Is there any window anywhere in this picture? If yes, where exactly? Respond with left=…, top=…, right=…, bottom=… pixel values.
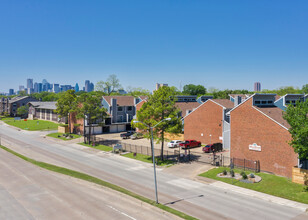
left=292, top=100, right=296, bottom=104
left=268, top=100, right=273, bottom=104
left=117, top=107, right=123, bottom=111
left=255, top=101, right=261, bottom=105
left=127, top=106, right=133, bottom=111
left=286, top=100, right=290, bottom=104
left=261, top=101, right=267, bottom=104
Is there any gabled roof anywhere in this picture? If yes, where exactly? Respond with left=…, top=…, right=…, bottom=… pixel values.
left=253, top=106, right=290, bottom=129
left=9, top=96, right=30, bottom=103
left=228, top=94, right=251, bottom=99
left=211, top=99, right=234, bottom=109
left=175, top=102, right=200, bottom=117
left=138, top=95, right=148, bottom=101
left=29, top=101, right=57, bottom=110
left=227, top=93, right=290, bottom=130
left=103, top=96, right=136, bottom=106
left=183, top=99, right=233, bottom=120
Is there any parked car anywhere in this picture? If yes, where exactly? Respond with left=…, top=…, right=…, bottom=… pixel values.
left=180, top=140, right=201, bottom=149
left=202, top=143, right=223, bottom=153
left=167, top=140, right=183, bottom=148
left=130, top=132, right=143, bottom=140
left=120, top=131, right=135, bottom=139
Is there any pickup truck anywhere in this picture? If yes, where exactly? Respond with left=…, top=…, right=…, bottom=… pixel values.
left=180, top=140, right=201, bottom=149
left=120, top=131, right=135, bottom=139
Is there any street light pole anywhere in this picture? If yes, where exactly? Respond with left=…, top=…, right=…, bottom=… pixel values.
left=150, top=127, right=158, bottom=204
left=133, top=117, right=171, bottom=204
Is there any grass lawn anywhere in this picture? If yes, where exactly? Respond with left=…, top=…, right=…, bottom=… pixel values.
left=1, top=117, right=58, bottom=131
left=79, top=142, right=113, bottom=152
left=47, top=132, right=81, bottom=141
left=199, top=167, right=308, bottom=204
left=122, top=152, right=175, bottom=166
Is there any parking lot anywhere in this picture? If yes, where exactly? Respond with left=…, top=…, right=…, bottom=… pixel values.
left=95, top=132, right=230, bottom=164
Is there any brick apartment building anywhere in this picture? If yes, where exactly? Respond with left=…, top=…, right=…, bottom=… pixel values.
left=183, top=99, right=234, bottom=148
left=0, top=96, right=37, bottom=116
left=28, top=101, right=66, bottom=123
left=229, top=93, right=297, bottom=178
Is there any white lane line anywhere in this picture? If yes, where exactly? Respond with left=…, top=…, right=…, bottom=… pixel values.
left=106, top=205, right=137, bottom=220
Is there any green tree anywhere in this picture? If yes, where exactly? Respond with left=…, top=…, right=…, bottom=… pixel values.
left=126, top=86, right=151, bottom=97
left=283, top=100, right=308, bottom=160
left=17, top=105, right=29, bottom=118
left=55, top=90, right=77, bottom=132
left=76, top=93, right=107, bottom=144
left=183, top=84, right=207, bottom=96
left=133, top=86, right=183, bottom=160
left=95, top=74, right=122, bottom=95
left=302, top=84, right=308, bottom=94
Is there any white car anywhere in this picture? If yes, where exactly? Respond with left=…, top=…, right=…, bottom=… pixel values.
left=167, top=140, right=183, bottom=148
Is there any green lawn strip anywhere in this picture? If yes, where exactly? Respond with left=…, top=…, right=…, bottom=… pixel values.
left=47, top=132, right=81, bottom=141
left=199, top=167, right=308, bottom=204
left=121, top=152, right=175, bottom=166
left=1, top=118, right=58, bottom=131
left=79, top=143, right=113, bottom=152
left=0, top=145, right=197, bottom=220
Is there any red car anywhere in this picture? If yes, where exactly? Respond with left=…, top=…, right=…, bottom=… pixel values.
left=202, top=143, right=223, bottom=153
left=180, top=140, right=201, bottom=149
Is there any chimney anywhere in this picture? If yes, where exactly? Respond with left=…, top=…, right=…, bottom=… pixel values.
left=111, top=98, right=117, bottom=123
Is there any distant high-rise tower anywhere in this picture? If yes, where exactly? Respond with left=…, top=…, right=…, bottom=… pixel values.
left=254, top=82, right=261, bottom=92
left=85, top=80, right=90, bottom=92
left=19, top=85, right=25, bottom=91
left=75, top=83, right=79, bottom=92
left=27, top=78, right=33, bottom=89
left=155, top=83, right=168, bottom=91
left=9, top=89, right=14, bottom=96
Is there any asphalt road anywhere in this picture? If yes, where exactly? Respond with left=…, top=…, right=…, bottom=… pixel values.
left=0, top=123, right=308, bottom=220
left=0, top=147, right=178, bottom=220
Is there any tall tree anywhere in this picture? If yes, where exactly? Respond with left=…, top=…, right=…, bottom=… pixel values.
left=95, top=74, right=121, bottom=95
left=283, top=100, right=308, bottom=161
left=302, top=84, right=308, bottom=94
left=183, top=84, right=207, bottom=96
left=17, top=105, right=29, bottom=118
left=133, top=86, right=183, bottom=160
left=76, top=93, right=107, bottom=144
left=107, top=74, right=121, bottom=93
left=55, top=90, right=77, bottom=132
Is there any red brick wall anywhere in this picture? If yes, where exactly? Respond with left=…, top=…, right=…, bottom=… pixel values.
left=69, top=112, right=84, bottom=134
left=230, top=98, right=297, bottom=178
left=184, top=101, right=223, bottom=145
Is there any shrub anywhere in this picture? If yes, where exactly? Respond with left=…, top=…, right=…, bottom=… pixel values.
left=73, top=123, right=80, bottom=127
left=249, top=173, right=255, bottom=178
left=223, top=170, right=227, bottom=175
left=241, top=172, right=248, bottom=180
left=230, top=170, right=235, bottom=177
left=59, top=124, right=68, bottom=127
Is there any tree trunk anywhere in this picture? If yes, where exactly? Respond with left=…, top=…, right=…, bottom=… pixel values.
left=88, top=117, right=92, bottom=145
left=161, top=129, right=164, bottom=161
left=68, top=112, right=71, bottom=134
left=149, top=128, right=154, bottom=162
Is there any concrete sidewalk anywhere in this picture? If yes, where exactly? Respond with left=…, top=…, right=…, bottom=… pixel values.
left=205, top=179, right=308, bottom=212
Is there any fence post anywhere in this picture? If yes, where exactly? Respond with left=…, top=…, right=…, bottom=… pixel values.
left=244, top=159, right=246, bottom=171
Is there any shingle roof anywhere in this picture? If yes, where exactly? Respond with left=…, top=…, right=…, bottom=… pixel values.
left=9, top=96, right=29, bottom=103
left=229, top=94, right=251, bottom=99
left=103, top=96, right=136, bottom=106
left=254, top=106, right=290, bottom=129
left=211, top=99, right=234, bottom=109
left=175, top=102, right=201, bottom=117
left=138, top=95, right=148, bottom=101
left=29, top=101, right=57, bottom=110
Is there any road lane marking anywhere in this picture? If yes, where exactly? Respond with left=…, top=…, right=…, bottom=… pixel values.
left=107, top=205, right=137, bottom=220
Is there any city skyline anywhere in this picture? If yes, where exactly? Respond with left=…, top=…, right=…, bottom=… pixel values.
left=0, top=1, right=307, bottom=92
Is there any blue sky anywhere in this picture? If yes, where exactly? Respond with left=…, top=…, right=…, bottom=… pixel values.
left=0, top=0, right=307, bottom=93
